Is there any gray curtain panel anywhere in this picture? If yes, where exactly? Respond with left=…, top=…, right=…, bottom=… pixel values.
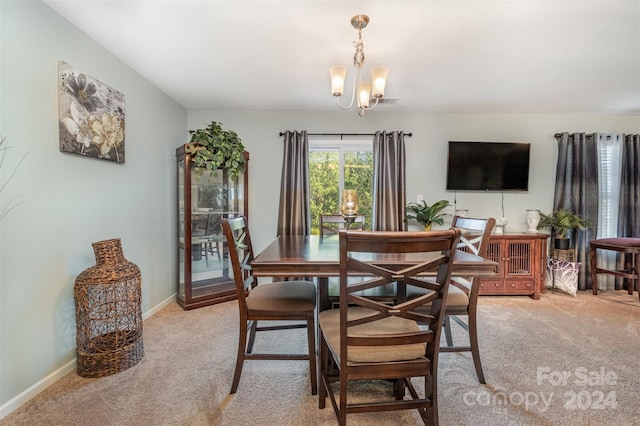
left=553, top=132, right=599, bottom=290
left=618, top=134, right=640, bottom=237
left=372, top=131, right=407, bottom=231
left=277, top=131, right=311, bottom=236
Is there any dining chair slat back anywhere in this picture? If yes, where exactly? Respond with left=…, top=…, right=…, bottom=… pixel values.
left=318, top=228, right=461, bottom=425
left=441, top=216, right=495, bottom=384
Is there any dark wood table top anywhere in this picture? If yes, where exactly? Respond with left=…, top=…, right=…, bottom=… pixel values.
left=252, top=235, right=498, bottom=278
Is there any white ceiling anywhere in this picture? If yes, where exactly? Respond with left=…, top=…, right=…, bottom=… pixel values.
left=44, top=0, right=640, bottom=114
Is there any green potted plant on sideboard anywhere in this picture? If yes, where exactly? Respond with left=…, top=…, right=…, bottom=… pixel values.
left=405, top=199, right=451, bottom=231
left=537, top=208, right=592, bottom=249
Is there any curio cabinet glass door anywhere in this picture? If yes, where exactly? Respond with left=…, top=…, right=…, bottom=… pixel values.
left=176, top=145, right=249, bottom=310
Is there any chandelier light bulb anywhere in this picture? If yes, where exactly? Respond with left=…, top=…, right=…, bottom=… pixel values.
left=329, top=65, right=347, bottom=96
left=371, top=66, right=389, bottom=98
left=358, top=81, right=371, bottom=109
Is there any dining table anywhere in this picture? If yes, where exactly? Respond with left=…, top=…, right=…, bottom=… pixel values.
left=251, top=234, right=499, bottom=311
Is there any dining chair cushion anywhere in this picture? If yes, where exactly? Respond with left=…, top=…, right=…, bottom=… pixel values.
left=319, top=307, right=426, bottom=363
left=444, top=279, right=471, bottom=308
left=406, top=282, right=470, bottom=309
left=246, top=281, right=316, bottom=312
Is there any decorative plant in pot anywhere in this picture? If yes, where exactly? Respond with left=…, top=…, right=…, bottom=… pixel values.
left=405, top=199, right=451, bottom=231
left=186, top=121, right=246, bottom=180
left=537, top=208, right=592, bottom=249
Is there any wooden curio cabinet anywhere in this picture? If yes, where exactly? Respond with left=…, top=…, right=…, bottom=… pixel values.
left=478, top=233, right=549, bottom=299
left=176, top=145, right=249, bottom=310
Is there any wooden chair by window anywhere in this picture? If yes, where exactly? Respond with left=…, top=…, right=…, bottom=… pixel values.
left=408, top=216, right=495, bottom=384
left=318, top=228, right=461, bottom=425
left=319, top=214, right=365, bottom=237
left=321, top=214, right=387, bottom=305
left=221, top=217, right=317, bottom=395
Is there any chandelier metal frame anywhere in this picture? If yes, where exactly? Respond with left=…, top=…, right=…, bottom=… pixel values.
left=330, top=14, right=389, bottom=117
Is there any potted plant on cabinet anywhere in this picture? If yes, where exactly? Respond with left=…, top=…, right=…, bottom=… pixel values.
left=537, top=208, right=592, bottom=249
left=186, top=121, right=246, bottom=180
left=405, top=199, right=451, bottom=231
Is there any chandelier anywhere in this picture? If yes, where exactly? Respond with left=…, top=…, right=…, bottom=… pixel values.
left=329, top=14, right=389, bottom=117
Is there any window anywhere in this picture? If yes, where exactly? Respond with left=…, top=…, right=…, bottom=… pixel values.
left=309, top=139, right=373, bottom=234
left=597, top=134, right=623, bottom=239
left=596, top=134, right=623, bottom=287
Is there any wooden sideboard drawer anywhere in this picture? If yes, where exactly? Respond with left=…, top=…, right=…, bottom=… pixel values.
left=505, top=280, right=535, bottom=291
left=479, top=280, right=505, bottom=293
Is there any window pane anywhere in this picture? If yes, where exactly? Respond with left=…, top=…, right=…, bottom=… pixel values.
left=344, top=150, right=373, bottom=228
left=597, top=135, right=622, bottom=239
left=309, top=151, right=339, bottom=234
left=309, top=144, right=373, bottom=234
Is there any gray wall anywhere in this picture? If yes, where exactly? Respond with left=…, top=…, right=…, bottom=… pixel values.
left=188, top=110, right=640, bottom=253
left=1, top=0, right=639, bottom=419
left=1, top=0, right=186, bottom=414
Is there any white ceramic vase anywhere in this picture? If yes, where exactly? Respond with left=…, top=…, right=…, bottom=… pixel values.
left=525, top=209, right=540, bottom=233
left=494, top=217, right=508, bottom=234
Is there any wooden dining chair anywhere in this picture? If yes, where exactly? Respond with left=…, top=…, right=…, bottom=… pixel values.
left=320, top=214, right=380, bottom=306
left=319, top=214, right=365, bottom=237
left=320, top=214, right=382, bottom=305
left=318, top=228, right=461, bottom=425
left=407, top=216, right=495, bottom=384
left=443, top=216, right=495, bottom=383
left=221, top=216, right=317, bottom=395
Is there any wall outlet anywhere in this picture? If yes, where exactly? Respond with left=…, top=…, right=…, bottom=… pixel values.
left=417, top=195, right=424, bottom=203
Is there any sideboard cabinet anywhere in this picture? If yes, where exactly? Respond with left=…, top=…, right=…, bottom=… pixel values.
left=478, top=233, right=549, bottom=299
left=176, top=145, right=249, bottom=310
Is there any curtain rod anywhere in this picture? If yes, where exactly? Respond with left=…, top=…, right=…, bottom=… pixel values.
left=278, top=132, right=412, bottom=137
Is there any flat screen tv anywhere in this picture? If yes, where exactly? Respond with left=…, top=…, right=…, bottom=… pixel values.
left=446, top=141, right=531, bottom=191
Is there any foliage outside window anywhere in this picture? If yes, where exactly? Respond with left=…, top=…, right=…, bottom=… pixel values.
left=309, top=140, right=372, bottom=234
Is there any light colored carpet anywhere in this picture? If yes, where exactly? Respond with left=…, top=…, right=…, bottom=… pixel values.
left=2, top=290, right=638, bottom=425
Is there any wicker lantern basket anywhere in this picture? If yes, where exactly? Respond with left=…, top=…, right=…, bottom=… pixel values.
left=74, top=238, right=143, bottom=378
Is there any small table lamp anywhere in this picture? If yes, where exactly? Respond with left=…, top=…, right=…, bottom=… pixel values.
left=341, top=189, right=359, bottom=227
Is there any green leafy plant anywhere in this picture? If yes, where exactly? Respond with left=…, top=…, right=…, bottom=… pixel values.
left=537, top=208, right=592, bottom=239
left=405, top=199, right=451, bottom=229
left=186, top=121, right=246, bottom=180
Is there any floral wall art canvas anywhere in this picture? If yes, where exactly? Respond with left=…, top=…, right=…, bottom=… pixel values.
left=58, top=61, right=125, bottom=163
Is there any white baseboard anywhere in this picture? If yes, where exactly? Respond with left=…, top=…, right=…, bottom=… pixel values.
left=0, top=359, right=77, bottom=420
left=143, top=293, right=177, bottom=320
left=0, top=293, right=177, bottom=420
